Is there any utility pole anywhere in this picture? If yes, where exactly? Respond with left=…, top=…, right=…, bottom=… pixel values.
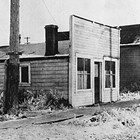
left=3, top=0, right=21, bottom=114
left=19, top=34, right=21, bottom=44
left=24, top=36, right=30, bottom=44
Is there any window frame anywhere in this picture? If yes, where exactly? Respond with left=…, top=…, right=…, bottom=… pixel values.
left=76, top=54, right=92, bottom=91
left=104, top=57, right=117, bottom=89
left=19, top=63, right=31, bottom=85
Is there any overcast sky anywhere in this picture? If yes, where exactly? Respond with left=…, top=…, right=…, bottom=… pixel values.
left=0, top=0, right=140, bottom=45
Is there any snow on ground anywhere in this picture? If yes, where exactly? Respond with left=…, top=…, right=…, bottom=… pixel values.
left=1, top=103, right=140, bottom=140
left=1, top=92, right=140, bottom=140
left=120, top=91, right=140, bottom=101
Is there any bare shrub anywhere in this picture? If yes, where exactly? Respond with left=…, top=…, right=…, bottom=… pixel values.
left=19, top=89, right=71, bottom=111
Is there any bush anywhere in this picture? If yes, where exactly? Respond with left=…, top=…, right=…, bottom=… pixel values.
left=121, top=81, right=140, bottom=93
left=0, top=90, right=3, bottom=114
left=18, top=89, right=71, bottom=111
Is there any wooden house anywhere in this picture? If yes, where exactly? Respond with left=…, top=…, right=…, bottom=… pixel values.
left=120, top=24, right=140, bottom=90
left=0, top=15, right=120, bottom=107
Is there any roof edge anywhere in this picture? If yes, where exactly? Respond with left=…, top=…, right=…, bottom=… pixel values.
left=72, top=15, right=119, bottom=29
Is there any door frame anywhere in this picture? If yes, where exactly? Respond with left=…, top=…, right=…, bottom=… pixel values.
left=93, top=59, right=103, bottom=103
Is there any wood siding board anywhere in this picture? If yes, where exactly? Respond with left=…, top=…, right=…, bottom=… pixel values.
left=32, top=75, right=68, bottom=79
left=31, top=70, right=68, bottom=75
left=31, top=67, right=68, bottom=71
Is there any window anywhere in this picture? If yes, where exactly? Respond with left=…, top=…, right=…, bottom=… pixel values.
left=77, top=58, right=91, bottom=89
left=20, top=64, right=30, bottom=84
left=105, top=61, right=115, bottom=88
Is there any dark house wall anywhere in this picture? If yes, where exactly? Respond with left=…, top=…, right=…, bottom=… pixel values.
left=120, top=45, right=140, bottom=89
left=0, top=57, right=69, bottom=99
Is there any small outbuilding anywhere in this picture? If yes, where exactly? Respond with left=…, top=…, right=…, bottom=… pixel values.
left=0, top=15, right=120, bottom=107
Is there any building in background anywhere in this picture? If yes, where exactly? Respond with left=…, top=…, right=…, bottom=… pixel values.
left=120, top=24, right=140, bottom=91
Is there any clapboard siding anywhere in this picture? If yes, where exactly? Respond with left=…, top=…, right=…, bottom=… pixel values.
left=70, top=15, right=120, bottom=106
left=31, top=66, right=68, bottom=71
left=73, top=21, right=119, bottom=58
left=72, top=92, right=93, bottom=106
left=32, top=75, right=68, bottom=79
left=0, top=57, right=69, bottom=99
left=23, top=58, right=69, bottom=99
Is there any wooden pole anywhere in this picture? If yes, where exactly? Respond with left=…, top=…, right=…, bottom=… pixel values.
left=3, top=0, right=20, bottom=114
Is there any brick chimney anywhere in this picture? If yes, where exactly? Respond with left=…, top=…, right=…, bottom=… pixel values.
left=44, top=25, right=58, bottom=56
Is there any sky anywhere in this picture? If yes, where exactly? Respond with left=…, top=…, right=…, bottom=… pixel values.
left=0, top=0, right=140, bottom=45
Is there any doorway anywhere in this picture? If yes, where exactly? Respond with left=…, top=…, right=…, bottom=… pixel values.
left=94, top=62, right=101, bottom=104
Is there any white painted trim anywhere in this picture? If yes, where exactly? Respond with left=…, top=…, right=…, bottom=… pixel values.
left=19, top=63, right=31, bottom=85
left=117, top=59, right=120, bottom=100
left=69, top=15, right=75, bottom=105
left=76, top=53, right=93, bottom=59
left=93, top=59, right=103, bottom=63
left=76, top=53, right=94, bottom=59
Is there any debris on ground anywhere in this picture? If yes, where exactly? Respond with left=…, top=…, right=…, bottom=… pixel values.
left=120, top=91, right=140, bottom=101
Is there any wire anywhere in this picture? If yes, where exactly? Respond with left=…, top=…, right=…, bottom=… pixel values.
left=41, top=0, right=57, bottom=24
left=41, top=0, right=69, bottom=53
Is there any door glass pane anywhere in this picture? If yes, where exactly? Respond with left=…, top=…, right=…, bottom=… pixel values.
left=112, top=75, right=115, bottom=88
left=105, top=61, right=110, bottom=74
left=105, top=75, right=110, bottom=88
left=105, top=60, right=116, bottom=88
left=95, top=64, right=98, bottom=77
left=111, top=62, right=115, bottom=74
left=78, top=74, right=84, bottom=89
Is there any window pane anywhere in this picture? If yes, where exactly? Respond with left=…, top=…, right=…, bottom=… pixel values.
left=105, top=61, right=110, bottom=74
left=78, top=74, right=84, bottom=89
left=111, top=62, right=115, bottom=74
left=86, top=75, right=91, bottom=89
left=21, top=66, right=29, bottom=83
left=85, top=59, right=90, bottom=73
left=78, top=58, right=84, bottom=71
left=105, top=75, right=110, bottom=88
left=112, top=75, right=115, bottom=88
left=83, top=75, right=90, bottom=89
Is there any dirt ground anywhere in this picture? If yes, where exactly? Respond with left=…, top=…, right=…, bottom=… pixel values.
left=0, top=115, right=140, bottom=140
left=1, top=93, right=140, bottom=140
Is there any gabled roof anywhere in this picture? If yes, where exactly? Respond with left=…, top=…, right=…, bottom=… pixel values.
left=120, top=24, right=140, bottom=45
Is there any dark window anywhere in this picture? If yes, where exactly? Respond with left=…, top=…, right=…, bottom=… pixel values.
left=77, top=58, right=91, bottom=89
left=105, top=61, right=116, bottom=88
left=21, top=66, right=29, bottom=83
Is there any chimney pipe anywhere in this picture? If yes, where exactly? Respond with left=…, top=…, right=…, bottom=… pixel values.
left=44, top=25, right=58, bottom=56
